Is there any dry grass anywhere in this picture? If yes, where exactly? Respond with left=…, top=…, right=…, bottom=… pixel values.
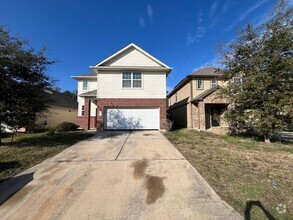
left=164, top=129, right=293, bottom=220
left=0, top=131, right=95, bottom=182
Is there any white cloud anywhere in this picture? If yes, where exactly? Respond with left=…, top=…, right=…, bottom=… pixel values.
left=209, top=1, right=218, bottom=19
left=138, top=16, right=145, bottom=28
left=186, top=9, right=206, bottom=45
left=198, top=9, right=203, bottom=24
left=221, top=0, right=231, bottom=14
left=147, top=5, right=153, bottom=21
left=187, top=25, right=206, bottom=45
left=225, top=0, right=269, bottom=32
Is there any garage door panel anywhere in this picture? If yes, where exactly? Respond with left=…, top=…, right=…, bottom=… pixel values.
left=105, top=108, right=159, bottom=130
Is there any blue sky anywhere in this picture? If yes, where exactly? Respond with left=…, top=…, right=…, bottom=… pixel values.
left=0, top=0, right=282, bottom=92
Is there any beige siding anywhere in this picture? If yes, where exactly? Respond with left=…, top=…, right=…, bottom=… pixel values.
left=77, top=79, right=97, bottom=95
left=36, top=106, right=78, bottom=128
left=192, top=77, right=224, bottom=98
left=169, top=82, right=190, bottom=106
left=104, top=48, right=161, bottom=67
left=97, top=71, right=166, bottom=98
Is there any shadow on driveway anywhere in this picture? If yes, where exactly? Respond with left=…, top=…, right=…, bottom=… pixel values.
left=0, top=172, right=34, bottom=205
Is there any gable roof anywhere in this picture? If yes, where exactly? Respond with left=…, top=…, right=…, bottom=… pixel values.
left=192, top=85, right=221, bottom=102
left=94, top=43, right=170, bottom=68
left=190, top=67, right=221, bottom=77
left=90, top=43, right=172, bottom=73
left=44, top=90, right=78, bottom=109
left=167, top=67, right=222, bottom=98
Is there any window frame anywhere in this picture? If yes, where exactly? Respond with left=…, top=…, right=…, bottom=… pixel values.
left=211, top=77, right=217, bottom=88
left=197, top=78, right=204, bottom=90
left=122, top=72, right=143, bottom=89
left=232, top=76, right=242, bottom=84
left=81, top=105, right=85, bottom=116
left=82, top=79, right=88, bottom=91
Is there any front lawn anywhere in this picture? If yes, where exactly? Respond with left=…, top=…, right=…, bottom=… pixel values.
left=0, top=131, right=95, bottom=182
left=164, top=129, right=293, bottom=220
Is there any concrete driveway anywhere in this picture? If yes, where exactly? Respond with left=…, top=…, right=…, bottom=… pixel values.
left=0, top=131, right=241, bottom=220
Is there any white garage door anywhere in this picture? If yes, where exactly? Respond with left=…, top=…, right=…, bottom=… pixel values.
left=105, top=108, right=160, bottom=130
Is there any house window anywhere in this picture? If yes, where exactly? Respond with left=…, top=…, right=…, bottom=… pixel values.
left=232, top=77, right=242, bottom=84
left=211, top=78, right=217, bottom=88
left=81, top=105, right=85, bottom=116
left=82, top=80, right=88, bottom=90
left=122, top=72, right=142, bottom=88
left=197, top=78, right=203, bottom=89
left=133, top=72, right=142, bottom=88
left=175, top=93, right=178, bottom=103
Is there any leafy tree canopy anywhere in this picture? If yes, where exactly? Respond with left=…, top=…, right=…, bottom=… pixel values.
left=219, top=0, right=293, bottom=142
left=0, top=25, right=55, bottom=135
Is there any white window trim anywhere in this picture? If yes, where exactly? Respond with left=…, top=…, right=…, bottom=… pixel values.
left=197, top=78, right=204, bottom=90
left=211, top=77, right=217, bottom=88
left=121, top=72, right=143, bottom=89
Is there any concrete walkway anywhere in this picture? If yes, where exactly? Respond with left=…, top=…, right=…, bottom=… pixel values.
left=0, top=131, right=242, bottom=220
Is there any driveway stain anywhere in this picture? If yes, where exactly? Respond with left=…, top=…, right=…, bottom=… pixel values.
left=131, top=158, right=149, bottom=180
left=143, top=134, right=153, bottom=136
left=131, top=159, right=166, bottom=204
left=145, top=175, right=166, bottom=204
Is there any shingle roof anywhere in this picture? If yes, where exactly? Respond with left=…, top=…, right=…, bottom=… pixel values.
left=192, top=85, right=220, bottom=102
left=45, top=91, right=78, bottom=109
left=167, top=67, right=222, bottom=98
left=79, top=90, right=97, bottom=97
left=190, top=67, right=221, bottom=76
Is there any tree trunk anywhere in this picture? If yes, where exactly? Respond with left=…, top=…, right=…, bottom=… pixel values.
left=10, top=130, right=16, bottom=144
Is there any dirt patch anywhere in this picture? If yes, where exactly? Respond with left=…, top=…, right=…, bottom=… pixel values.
left=145, top=175, right=166, bottom=204
left=131, top=158, right=149, bottom=180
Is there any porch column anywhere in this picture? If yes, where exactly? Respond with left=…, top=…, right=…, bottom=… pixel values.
left=84, top=98, right=91, bottom=130
left=198, top=102, right=206, bottom=130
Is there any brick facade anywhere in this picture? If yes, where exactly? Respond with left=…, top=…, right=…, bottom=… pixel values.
left=96, top=98, right=166, bottom=130
left=76, top=116, right=96, bottom=130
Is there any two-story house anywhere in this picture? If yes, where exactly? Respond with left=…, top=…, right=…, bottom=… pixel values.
left=167, top=67, right=228, bottom=133
left=72, top=43, right=172, bottom=130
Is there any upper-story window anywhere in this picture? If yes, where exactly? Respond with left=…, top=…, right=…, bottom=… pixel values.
left=232, top=76, right=242, bottom=84
left=211, top=78, right=217, bottom=88
left=197, top=78, right=203, bottom=90
left=82, top=79, right=88, bottom=90
left=175, top=93, right=178, bottom=103
left=122, top=72, right=142, bottom=88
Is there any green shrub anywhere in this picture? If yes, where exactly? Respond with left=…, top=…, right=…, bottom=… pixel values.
left=48, top=127, right=56, bottom=135
left=55, top=122, right=79, bottom=132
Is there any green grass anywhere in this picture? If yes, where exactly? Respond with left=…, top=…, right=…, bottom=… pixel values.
left=164, top=129, right=293, bottom=220
left=0, top=131, right=95, bottom=182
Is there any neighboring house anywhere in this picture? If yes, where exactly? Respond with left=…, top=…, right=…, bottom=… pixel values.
left=35, top=90, right=78, bottom=128
left=71, top=43, right=172, bottom=130
left=167, top=67, right=228, bottom=133
left=3, top=90, right=78, bottom=132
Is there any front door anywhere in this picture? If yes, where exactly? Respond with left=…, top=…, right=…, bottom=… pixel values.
left=211, top=107, right=220, bottom=127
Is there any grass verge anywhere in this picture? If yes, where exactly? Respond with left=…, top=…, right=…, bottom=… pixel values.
left=0, top=131, right=95, bottom=182
left=164, top=129, right=292, bottom=220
